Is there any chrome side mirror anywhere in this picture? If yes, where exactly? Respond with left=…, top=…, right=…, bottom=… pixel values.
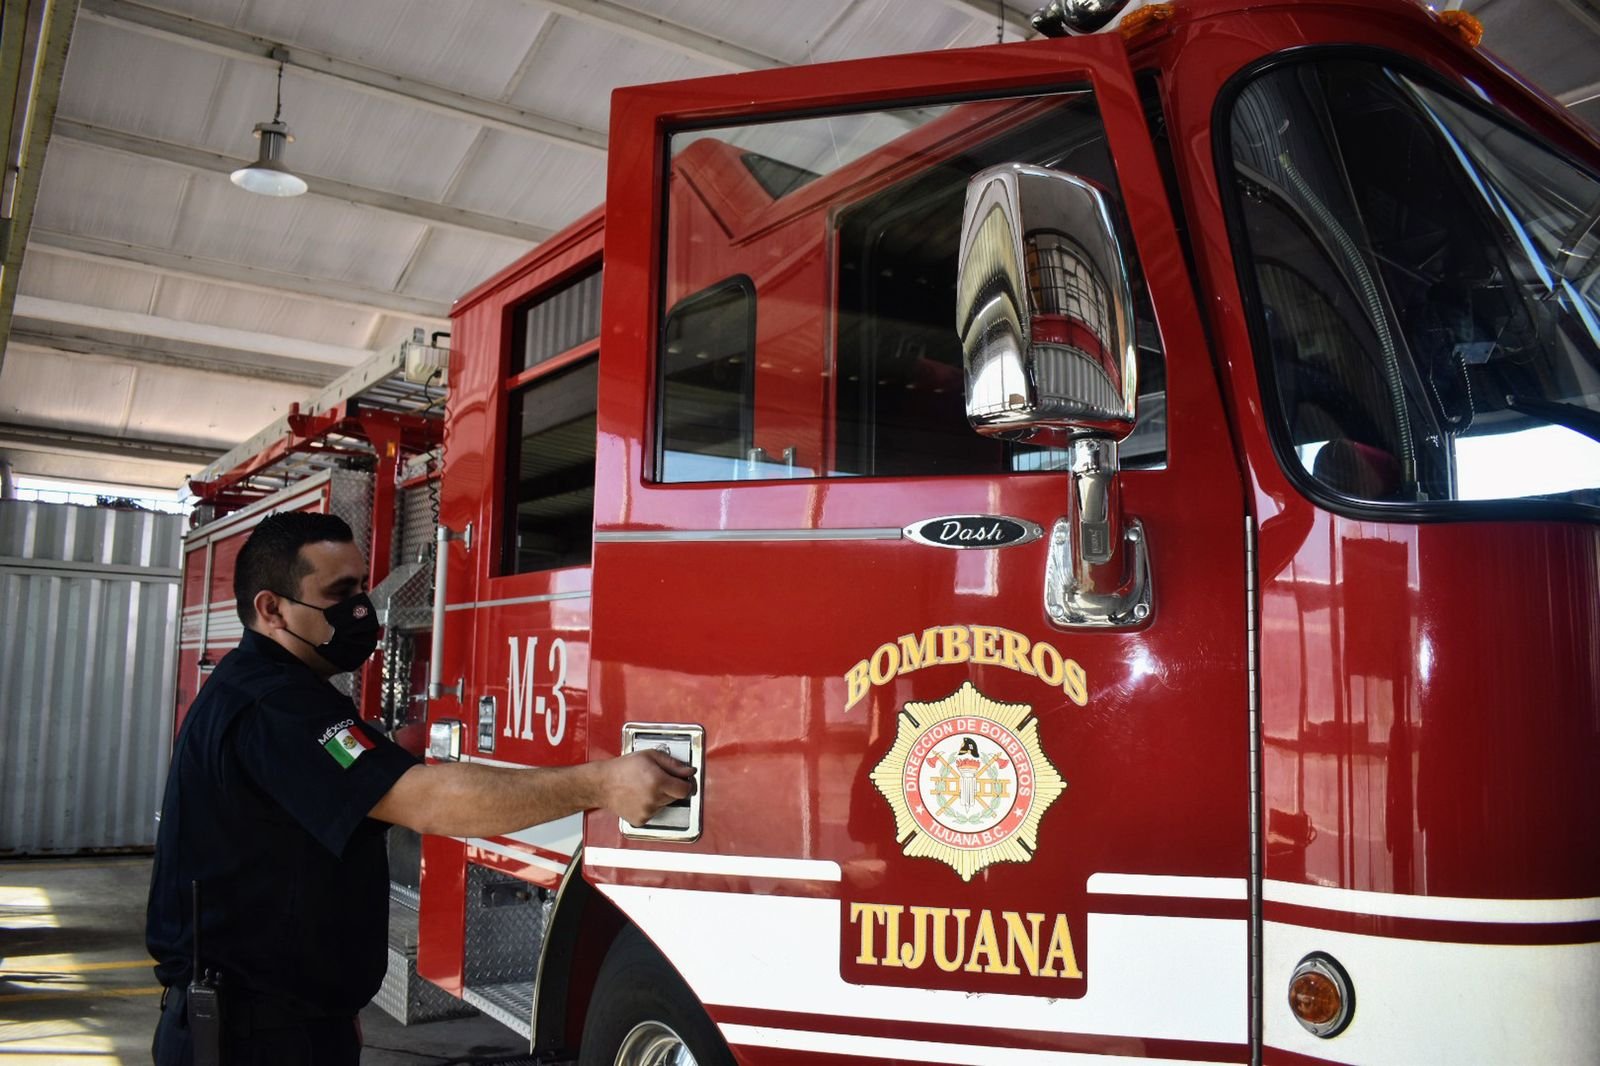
left=955, top=163, right=1151, bottom=628
left=957, top=163, right=1138, bottom=442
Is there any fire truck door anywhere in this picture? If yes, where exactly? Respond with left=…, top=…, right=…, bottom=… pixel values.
left=588, top=36, right=1254, bottom=1062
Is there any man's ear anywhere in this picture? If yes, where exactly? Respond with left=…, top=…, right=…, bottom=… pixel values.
left=254, top=588, right=288, bottom=632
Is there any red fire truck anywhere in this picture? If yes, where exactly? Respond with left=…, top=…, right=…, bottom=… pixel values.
left=180, top=0, right=1600, bottom=1061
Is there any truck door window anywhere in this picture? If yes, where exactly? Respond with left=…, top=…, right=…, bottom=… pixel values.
left=1226, top=59, right=1600, bottom=511
left=505, top=358, right=598, bottom=574
left=657, top=92, right=1168, bottom=484
left=503, top=266, right=602, bottom=574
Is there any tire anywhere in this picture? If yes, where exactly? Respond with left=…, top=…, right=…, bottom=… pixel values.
left=578, top=926, right=736, bottom=1066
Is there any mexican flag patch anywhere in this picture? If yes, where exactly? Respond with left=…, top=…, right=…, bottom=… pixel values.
left=321, top=723, right=374, bottom=768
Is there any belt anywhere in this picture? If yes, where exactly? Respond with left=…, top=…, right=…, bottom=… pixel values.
left=160, top=983, right=351, bottom=1031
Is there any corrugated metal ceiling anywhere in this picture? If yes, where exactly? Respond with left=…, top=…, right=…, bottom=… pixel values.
left=0, top=0, right=1595, bottom=492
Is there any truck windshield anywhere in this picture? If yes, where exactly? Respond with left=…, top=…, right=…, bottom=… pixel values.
left=1227, top=58, right=1600, bottom=510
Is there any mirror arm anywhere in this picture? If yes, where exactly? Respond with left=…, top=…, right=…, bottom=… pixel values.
left=1070, top=438, right=1120, bottom=567
left=1045, top=438, right=1153, bottom=628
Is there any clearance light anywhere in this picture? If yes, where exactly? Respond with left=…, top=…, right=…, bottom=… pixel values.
left=1437, top=9, right=1485, bottom=47
left=1289, top=953, right=1355, bottom=1038
left=1119, top=2, right=1176, bottom=41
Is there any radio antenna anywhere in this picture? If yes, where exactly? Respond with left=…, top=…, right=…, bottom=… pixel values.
left=191, top=880, right=202, bottom=978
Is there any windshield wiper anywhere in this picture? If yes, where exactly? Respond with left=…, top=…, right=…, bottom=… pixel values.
left=1505, top=394, right=1600, bottom=444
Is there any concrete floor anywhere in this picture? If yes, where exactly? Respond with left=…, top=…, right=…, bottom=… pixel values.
left=0, top=856, right=531, bottom=1065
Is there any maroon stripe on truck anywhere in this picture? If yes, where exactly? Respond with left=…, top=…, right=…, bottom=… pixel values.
left=1087, top=894, right=1248, bottom=921
left=1264, top=902, right=1600, bottom=946
left=709, top=1004, right=1251, bottom=1062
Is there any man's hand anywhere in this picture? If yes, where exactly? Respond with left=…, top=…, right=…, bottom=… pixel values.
left=598, top=749, right=696, bottom=827
left=370, top=749, right=696, bottom=838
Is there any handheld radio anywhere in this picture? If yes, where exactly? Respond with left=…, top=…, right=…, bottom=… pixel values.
left=186, top=880, right=223, bottom=1065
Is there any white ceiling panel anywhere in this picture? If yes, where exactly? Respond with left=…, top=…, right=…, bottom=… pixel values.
left=614, top=0, right=848, bottom=65
left=510, top=16, right=722, bottom=134
left=368, top=315, right=431, bottom=354
left=202, top=59, right=484, bottom=202
left=17, top=252, right=162, bottom=315
left=170, top=173, right=429, bottom=292
left=33, top=143, right=188, bottom=248
left=446, top=129, right=604, bottom=228
left=1471, top=0, right=1597, bottom=95
left=0, top=441, right=201, bottom=489
left=1, top=346, right=141, bottom=435
left=56, top=21, right=227, bottom=147
left=120, top=360, right=306, bottom=444
left=231, top=0, right=555, bottom=101
left=804, top=0, right=985, bottom=64
left=946, top=11, right=1019, bottom=49
left=1468, top=0, right=1600, bottom=129
left=396, top=229, right=536, bottom=302
left=148, top=277, right=381, bottom=347
left=1, top=346, right=303, bottom=447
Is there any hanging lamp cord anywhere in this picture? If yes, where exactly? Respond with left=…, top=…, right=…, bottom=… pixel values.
left=273, top=60, right=285, bottom=123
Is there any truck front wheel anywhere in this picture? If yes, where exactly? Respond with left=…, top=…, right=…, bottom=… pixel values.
left=578, top=926, right=735, bottom=1066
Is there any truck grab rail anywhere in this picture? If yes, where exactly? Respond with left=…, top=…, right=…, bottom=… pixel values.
left=427, top=522, right=471, bottom=700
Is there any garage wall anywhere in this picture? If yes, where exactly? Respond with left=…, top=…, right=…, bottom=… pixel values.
left=0, top=499, right=181, bottom=854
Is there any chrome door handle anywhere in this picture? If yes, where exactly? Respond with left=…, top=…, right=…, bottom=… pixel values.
left=619, top=723, right=704, bottom=842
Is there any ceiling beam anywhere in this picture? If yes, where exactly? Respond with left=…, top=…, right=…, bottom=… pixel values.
left=0, top=420, right=221, bottom=465
left=29, top=229, right=452, bottom=322
left=53, top=119, right=552, bottom=247
left=0, top=0, right=82, bottom=378
left=7, top=325, right=340, bottom=388
left=77, top=0, right=608, bottom=154
left=525, top=0, right=782, bottom=70
left=14, top=295, right=373, bottom=366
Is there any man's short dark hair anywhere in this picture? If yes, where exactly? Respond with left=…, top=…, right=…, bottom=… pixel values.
left=234, top=512, right=356, bottom=627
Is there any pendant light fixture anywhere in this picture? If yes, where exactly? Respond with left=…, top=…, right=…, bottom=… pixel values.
left=230, top=56, right=307, bottom=197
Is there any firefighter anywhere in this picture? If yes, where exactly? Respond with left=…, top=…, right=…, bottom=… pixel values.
left=147, top=511, right=694, bottom=1065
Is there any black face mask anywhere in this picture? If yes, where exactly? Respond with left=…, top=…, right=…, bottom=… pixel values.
left=279, top=592, right=381, bottom=673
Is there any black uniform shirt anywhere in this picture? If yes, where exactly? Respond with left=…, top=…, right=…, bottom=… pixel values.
left=146, top=629, right=419, bottom=1015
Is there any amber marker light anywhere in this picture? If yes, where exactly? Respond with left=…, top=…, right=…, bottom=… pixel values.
left=1437, top=9, right=1485, bottom=47
left=1118, top=2, right=1176, bottom=41
left=1288, top=953, right=1355, bottom=1038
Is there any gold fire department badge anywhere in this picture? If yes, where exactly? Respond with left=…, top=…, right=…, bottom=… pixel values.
left=871, top=682, right=1066, bottom=881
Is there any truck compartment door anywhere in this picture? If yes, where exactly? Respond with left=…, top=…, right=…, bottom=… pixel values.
left=588, top=32, right=1253, bottom=1062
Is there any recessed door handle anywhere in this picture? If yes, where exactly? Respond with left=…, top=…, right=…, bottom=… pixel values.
left=619, top=723, right=704, bottom=842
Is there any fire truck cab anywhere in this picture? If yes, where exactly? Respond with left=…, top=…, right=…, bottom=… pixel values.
left=413, top=1, right=1600, bottom=1062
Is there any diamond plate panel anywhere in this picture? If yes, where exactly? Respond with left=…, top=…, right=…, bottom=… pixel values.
left=373, top=888, right=476, bottom=1026
left=398, top=475, right=439, bottom=570
left=323, top=469, right=374, bottom=703
left=384, top=466, right=439, bottom=632
left=462, top=981, right=535, bottom=1039
left=463, top=863, right=550, bottom=987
